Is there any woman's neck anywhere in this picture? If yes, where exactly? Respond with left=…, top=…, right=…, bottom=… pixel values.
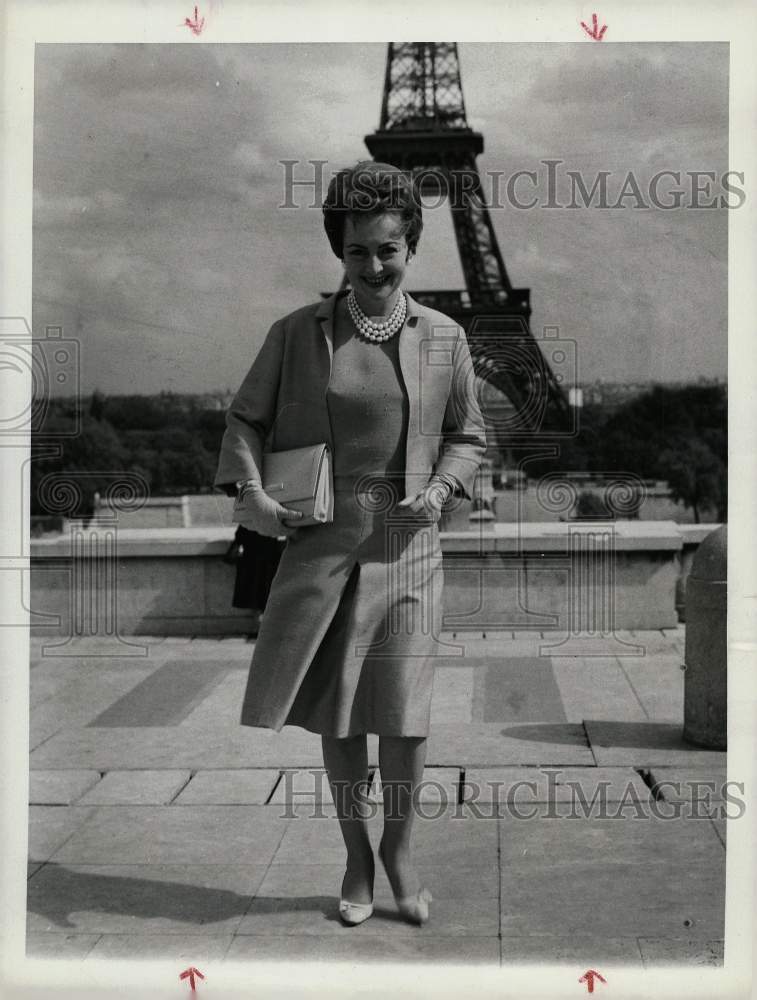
left=350, top=286, right=402, bottom=319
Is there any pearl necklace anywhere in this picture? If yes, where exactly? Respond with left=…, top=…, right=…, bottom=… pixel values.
left=347, top=289, right=407, bottom=342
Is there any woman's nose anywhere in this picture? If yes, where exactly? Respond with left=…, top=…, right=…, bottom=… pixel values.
left=366, top=256, right=383, bottom=274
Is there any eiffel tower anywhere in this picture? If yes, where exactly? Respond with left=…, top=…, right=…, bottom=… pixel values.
left=356, top=42, right=572, bottom=438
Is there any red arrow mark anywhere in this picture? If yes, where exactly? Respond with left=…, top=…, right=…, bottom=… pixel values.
left=179, top=966, right=206, bottom=991
left=580, top=13, right=608, bottom=40
left=183, top=6, right=205, bottom=35
left=579, top=969, right=607, bottom=994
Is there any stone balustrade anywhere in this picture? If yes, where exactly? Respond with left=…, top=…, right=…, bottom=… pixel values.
left=28, top=521, right=717, bottom=641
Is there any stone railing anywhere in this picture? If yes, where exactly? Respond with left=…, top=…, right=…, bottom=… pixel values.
left=28, top=521, right=719, bottom=641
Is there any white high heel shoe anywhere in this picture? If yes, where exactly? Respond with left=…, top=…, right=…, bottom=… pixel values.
left=338, top=898, right=374, bottom=926
left=378, top=844, right=433, bottom=926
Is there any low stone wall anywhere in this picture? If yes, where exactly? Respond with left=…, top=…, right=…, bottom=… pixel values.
left=29, top=521, right=719, bottom=639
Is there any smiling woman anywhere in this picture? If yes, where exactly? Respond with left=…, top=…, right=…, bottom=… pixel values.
left=215, top=158, right=487, bottom=931
left=324, top=161, right=423, bottom=321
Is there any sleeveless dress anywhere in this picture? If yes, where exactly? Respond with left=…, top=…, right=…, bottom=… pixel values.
left=241, top=314, right=445, bottom=737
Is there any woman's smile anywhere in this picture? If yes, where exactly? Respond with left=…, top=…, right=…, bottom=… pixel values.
left=362, top=274, right=391, bottom=288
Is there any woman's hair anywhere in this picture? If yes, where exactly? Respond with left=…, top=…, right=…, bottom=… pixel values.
left=322, top=160, right=423, bottom=259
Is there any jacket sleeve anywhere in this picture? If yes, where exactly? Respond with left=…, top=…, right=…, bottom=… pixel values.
left=431, top=326, right=488, bottom=501
left=213, top=319, right=285, bottom=496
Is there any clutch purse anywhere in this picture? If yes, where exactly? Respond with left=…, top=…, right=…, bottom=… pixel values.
left=234, top=443, right=333, bottom=528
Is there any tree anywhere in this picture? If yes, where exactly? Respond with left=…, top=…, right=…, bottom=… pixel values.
left=657, top=436, right=724, bottom=523
left=31, top=415, right=129, bottom=518
left=89, top=389, right=106, bottom=422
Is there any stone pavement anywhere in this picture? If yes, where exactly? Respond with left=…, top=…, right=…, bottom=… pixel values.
left=27, top=626, right=728, bottom=968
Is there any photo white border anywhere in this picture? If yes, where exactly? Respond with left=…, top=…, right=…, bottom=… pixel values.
left=2, top=1, right=755, bottom=997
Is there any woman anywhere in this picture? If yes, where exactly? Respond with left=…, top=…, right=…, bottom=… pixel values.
left=215, top=160, right=487, bottom=926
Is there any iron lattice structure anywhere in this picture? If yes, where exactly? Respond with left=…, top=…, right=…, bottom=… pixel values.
left=360, top=42, right=572, bottom=436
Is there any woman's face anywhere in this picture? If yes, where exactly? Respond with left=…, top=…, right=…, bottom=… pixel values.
left=341, top=211, right=412, bottom=310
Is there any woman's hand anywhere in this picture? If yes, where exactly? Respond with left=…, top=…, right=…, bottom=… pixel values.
left=233, top=481, right=304, bottom=538
left=396, top=475, right=454, bottom=524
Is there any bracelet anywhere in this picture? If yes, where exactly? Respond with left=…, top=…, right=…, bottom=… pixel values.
left=426, top=475, right=455, bottom=502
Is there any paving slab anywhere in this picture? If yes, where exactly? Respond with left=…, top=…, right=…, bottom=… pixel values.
left=498, top=813, right=724, bottom=940
left=271, top=805, right=498, bottom=867
left=29, top=770, right=101, bottom=805
left=474, top=657, right=567, bottom=724
left=26, top=863, right=267, bottom=936
left=238, top=863, right=498, bottom=937
left=426, top=723, right=594, bottom=766
left=498, top=807, right=724, bottom=867
left=89, top=659, right=233, bottom=727
left=174, top=769, right=281, bottom=805
left=178, top=671, right=249, bottom=727
left=429, top=667, right=475, bottom=723
left=462, top=767, right=649, bottom=806
left=584, top=721, right=728, bottom=767
left=499, top=935, right=644, bottom=967
left=50, top=806, right=290, bottom=866
left=615, top=653, right=684, bottom=721
left=29, top=664, right=160, bottom=749
left=550, top=657, right=646, bottom=723
left=500, top=862, right=723, bottom=939
left=76, top=769, right=192, bottom=805
left=28, top=806, right=98, bottom=863
left=28, top=862, right=44, bottom=880
left=85, top=932, right=233, bottom=960
left=25, top=932, right=102, bottom=959
left=29, top=660, right=96, bottom=709
left=226, top=933, right=499, bottom=964
left=28, top=726, right=326, bottom=770
left=637, top=937, right=724, bottom=966
left=647, top=766, right=728, bottom=803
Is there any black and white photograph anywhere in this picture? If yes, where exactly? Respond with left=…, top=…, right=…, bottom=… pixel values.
left=2, top=3, right=755, bottom=998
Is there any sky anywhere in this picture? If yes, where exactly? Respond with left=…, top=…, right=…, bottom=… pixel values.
left=32, top=42, right=729, bottom=396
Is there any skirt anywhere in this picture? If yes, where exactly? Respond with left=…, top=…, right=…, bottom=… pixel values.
left=238, top=474, right=446, bottom=737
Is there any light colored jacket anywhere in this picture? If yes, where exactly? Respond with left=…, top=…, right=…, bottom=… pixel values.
left=214, top=289, right=487, bottom=501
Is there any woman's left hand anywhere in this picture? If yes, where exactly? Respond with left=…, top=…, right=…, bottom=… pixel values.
left=396, top=476, right=453, bottom=524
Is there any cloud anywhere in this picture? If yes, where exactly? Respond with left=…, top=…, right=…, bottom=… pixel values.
left=32, top=42, right=728, bottom=393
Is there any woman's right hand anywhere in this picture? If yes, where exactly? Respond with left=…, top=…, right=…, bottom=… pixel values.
left=233, top=481, right=304, bottom=538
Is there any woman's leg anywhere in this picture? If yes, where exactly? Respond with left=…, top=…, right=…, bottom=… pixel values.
left=321, top=733, right=374, bottom=904
left=377, top=735, right=427, bottom=900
